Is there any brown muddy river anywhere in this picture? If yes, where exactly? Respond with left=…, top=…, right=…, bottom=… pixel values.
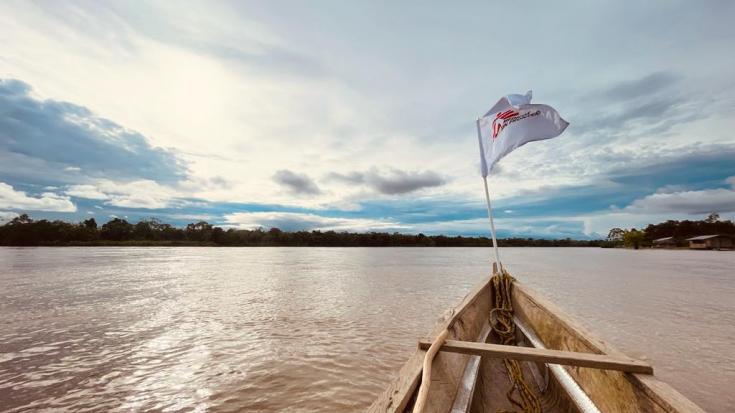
left=1, top=247, right=733, bottom=412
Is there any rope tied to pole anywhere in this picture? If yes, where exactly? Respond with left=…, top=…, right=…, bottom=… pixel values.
left=490, top=269, right=542, bottom=413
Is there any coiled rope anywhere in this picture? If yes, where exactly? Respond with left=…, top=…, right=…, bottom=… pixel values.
left=412, top=269, right=542, bottom=413
left=490, top=269, right=542, bottom=413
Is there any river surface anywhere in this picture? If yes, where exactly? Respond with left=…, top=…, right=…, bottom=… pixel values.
left=0, top=247, right=733, bottom=412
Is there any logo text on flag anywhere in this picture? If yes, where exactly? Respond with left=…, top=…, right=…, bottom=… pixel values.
left=492, top=110, right=519, bottom=139
left=491, top=109, right=543, bottom=139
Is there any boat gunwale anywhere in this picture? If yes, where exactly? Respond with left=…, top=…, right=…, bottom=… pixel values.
left=368, top=277, right=705, bottom=413
left=513, top=282, right=705, bottom=413
left=367, top=276, right=494, bottom=413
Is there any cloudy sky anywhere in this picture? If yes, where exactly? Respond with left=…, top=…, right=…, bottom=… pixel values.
left=1, top=1, right=734, bottom=238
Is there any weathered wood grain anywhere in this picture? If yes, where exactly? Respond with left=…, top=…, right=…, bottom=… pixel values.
left=366, top=277, right=493, bottom=413
left=367, top=276, right=704, bottom=413
left=512, top=283, right=705, bottom=413
left=417, top=340, right=653, bottom=374
left=450, top=323, right=491, bottom=413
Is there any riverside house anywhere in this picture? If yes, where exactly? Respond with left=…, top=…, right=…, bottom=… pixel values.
left=652, top=236, right=677, bottom=248
left=686, top=235, right=734, bottom=250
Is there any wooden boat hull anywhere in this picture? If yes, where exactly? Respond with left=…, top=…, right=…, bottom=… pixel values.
left=368, top=276, right=704, bottom=413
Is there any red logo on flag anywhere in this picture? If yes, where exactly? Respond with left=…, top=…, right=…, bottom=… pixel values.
left=492, top=109, right=519, bottom=139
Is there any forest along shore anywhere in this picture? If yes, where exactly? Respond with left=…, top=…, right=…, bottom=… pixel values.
left=0, top=214, right=599, bottom=247
left=605, top=213, right=735, bottom=249
left=2, top=213, right=733, bottom=248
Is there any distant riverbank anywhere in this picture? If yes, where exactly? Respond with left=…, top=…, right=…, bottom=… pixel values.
left=1, top=239, right=604, bottom=248
left=1, top=214, right=603, bottom=247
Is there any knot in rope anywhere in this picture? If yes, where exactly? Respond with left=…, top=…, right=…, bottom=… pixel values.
left=491, top=270, right=542, bottom=413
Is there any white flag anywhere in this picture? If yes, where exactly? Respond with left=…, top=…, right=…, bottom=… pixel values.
left=477, top=91, right=568, bottom=177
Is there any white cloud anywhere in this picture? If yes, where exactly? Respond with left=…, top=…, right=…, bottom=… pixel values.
left=222, top=212, right=590, bottom=238
left=581, top=212, right=677, bottom=236
left=0, top=1, right=580, bottom=210
left=66, top=179, right=180, bottom=209
left=223, top=211, right=406, bottom=232
left=66, top=184, right=110, bottom=200
left=624, top=177, right=735, bottom=215
left=625, top=189, right=735, bottom=215
left=1, top=2, right=735, bottom=235
left=411, top=216, right=590, bottom=238
left=0, top=211, right=19, bottom=223
left=165, top=213, right=215, bottom=221
left=0, top=182, right=76, bottom=212
left=100, top=180, right=177, bottom=209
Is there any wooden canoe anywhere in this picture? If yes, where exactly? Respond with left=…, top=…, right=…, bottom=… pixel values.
left=368, top=274, right=704, bottom=413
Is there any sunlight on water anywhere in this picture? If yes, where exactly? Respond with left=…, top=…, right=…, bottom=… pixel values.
left=0, top=247, right=733, bottom=412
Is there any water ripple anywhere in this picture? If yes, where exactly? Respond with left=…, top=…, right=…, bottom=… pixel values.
left=1, top=247, right=733, bottom=412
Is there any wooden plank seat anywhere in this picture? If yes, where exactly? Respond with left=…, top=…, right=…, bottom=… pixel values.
left=417, top=339, right=653, bottom=375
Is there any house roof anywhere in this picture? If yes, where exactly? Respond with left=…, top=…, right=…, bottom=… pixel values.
left=686, top=234, right=726, bottom=241
left=653, top=236, right=675, bottom=242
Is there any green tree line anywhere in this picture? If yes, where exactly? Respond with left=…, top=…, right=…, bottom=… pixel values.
left=605, top=213, right=735, bottom=249
left=0, top=214, right=603, bottom=247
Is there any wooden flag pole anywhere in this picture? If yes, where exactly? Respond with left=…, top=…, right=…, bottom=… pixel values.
left=476, top=117, right=502, bottom=271
left=482, top=175, right=502, bottom=271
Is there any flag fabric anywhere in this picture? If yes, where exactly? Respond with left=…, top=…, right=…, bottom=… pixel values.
left=477, top=91, right=569, bottom=177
